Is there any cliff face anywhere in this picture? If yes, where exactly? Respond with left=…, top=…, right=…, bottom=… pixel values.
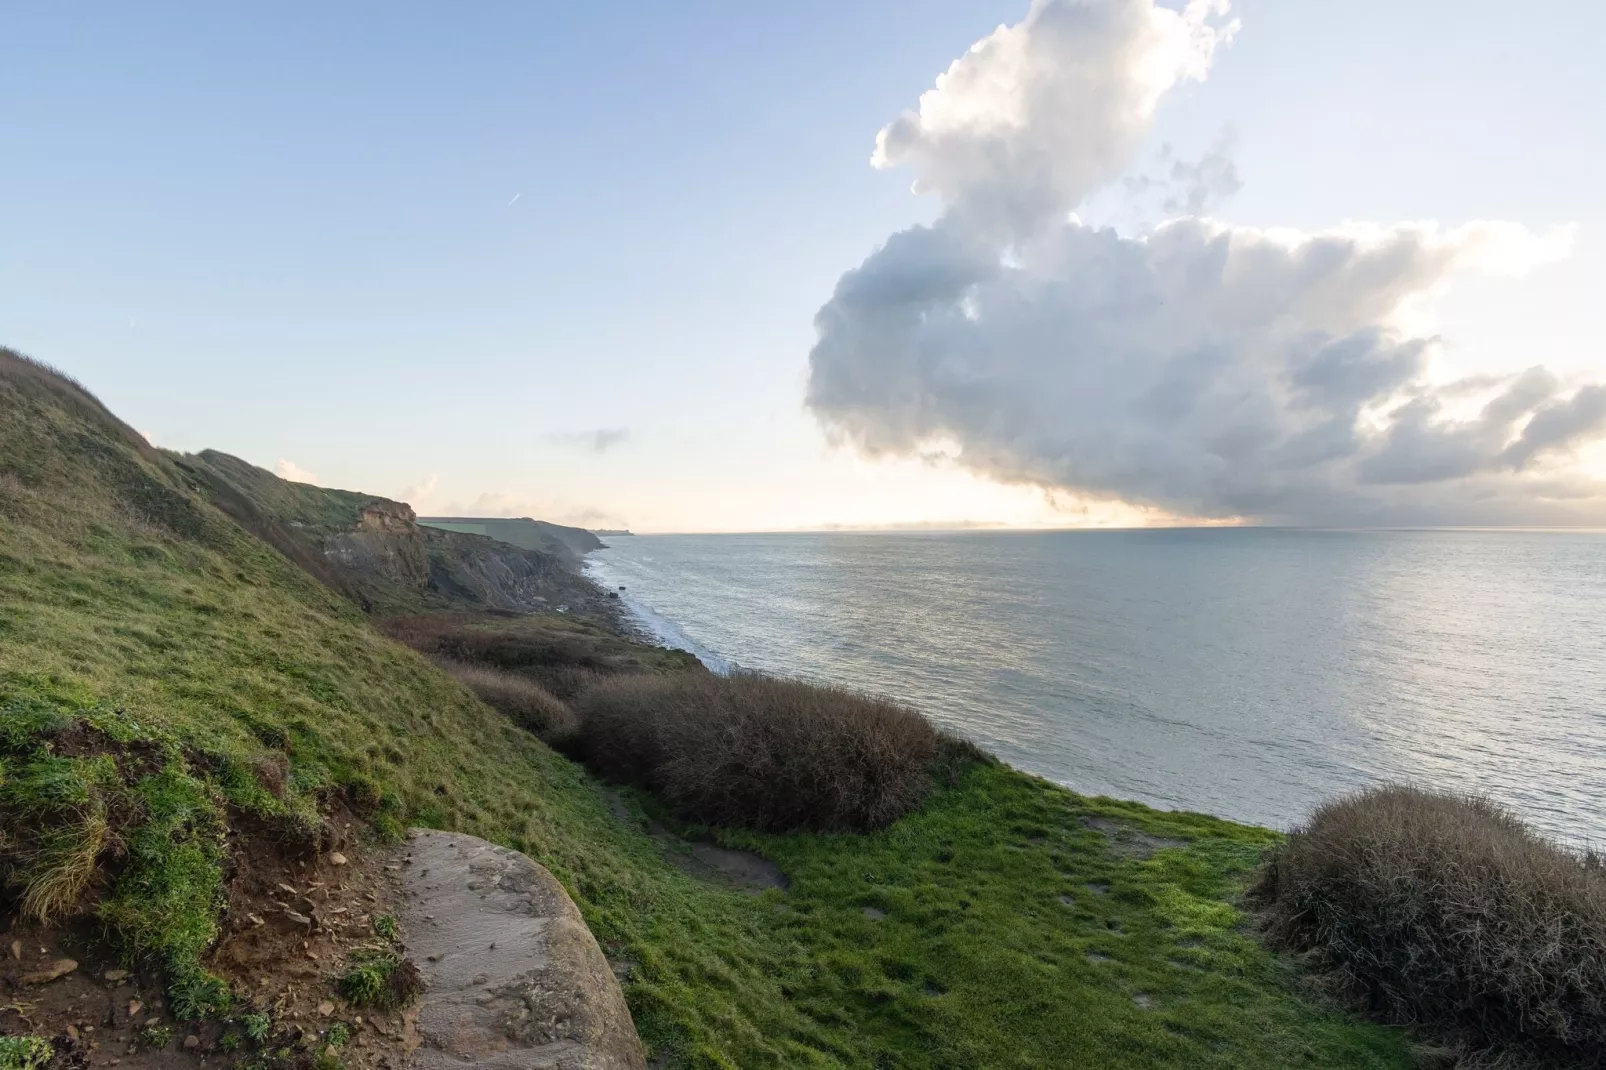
left=323, top=500, right=431, bottom=593
left=416, top=517, right=603, bottom=565
left=176, top=451, right=607, bottom=617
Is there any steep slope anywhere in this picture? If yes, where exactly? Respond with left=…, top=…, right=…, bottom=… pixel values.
left=0, top=348, right=1414, bottom=1069
left=176, top=450, right=612, bottom=618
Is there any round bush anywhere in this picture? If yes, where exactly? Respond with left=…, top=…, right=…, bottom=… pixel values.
left=574, top=672, right=942, bottom=832
left=1253, top=785, right=1606, bottom=1063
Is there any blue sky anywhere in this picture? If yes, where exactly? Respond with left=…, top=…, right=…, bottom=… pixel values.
left=4, top=1, right=1603, bottom=530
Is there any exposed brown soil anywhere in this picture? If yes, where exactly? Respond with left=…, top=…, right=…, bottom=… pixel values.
left=1079, top=816, right=1188, bottom=860
left=600, top=790, right=786, bottom=895
left=0, top=819, right=419, bottom=1070
left=208, top=818, right=414, bottom=1070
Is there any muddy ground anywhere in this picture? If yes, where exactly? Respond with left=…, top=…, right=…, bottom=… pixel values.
left=1, top=818, right=417, bottom=1070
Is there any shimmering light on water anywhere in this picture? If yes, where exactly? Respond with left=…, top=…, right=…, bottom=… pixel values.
left=585, top=530, right=1606, bottom=844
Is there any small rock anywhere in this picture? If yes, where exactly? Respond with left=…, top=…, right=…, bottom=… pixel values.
left=183, top=1035, right=201, bottom=1050
left=329, top=852, right=348, bottom=866
left=249, top=914, right=265, bottom=927
left=104, top=968, right=130, bottom=982
left=128, top=999, right=144, bottom=1018
left=318, top=1001, right=335, bottom=1017
left=145, top=1016, right=161, bottom=1027
left=8, top=939, right=19, bottom=960
left=284, top=909, right=313, bottom=926
left=22, top=957, right=78, bottom=984
left=66, top=1025, right=80, bottom=1043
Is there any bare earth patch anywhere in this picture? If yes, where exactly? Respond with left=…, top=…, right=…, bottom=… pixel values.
left=601, top=790, right=787, bottom=895
left=0, top=827, right=415, bottom=1069
left=1079, top=817, right=1189, bottom=860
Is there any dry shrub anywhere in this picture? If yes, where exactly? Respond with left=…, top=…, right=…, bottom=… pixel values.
left=573, top=672, right=946, bottom=832
left=435, top=658, right=576, bottom=743
left=1252, top=784, right=1606, bottom=1065
left=381, top=614, right=643, bottom=699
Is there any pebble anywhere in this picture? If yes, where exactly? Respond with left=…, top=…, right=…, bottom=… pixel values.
left=128, top=1000, right=144, bottom=1018
left=103, top=968, right=130, bottom=982
left=330, top=852, right=348, bottom=866
left=318, top=1001, right=335, bottom=1017
left=22, top=958, right=78, bottom=985
left=8, top=940, right=19, bottom=960
left=183, top=1035, right=201, bottom=1050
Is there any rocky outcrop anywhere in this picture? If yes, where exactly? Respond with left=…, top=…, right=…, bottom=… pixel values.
left=423, top=527, right=583, bottom=613
left=324, top=500, right=431, bottom=592
left=397, top=830, right=646, bottom=1070
left=177, top=451, right=610, bottom=617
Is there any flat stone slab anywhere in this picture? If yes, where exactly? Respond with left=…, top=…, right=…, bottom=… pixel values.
left=397, top=830, right=646, bottom=1070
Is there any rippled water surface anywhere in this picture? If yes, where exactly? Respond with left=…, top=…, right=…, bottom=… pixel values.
left=585, top=530, right=1606, bottom=843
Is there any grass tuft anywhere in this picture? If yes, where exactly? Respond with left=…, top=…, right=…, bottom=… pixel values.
left=0, top=1037, right=54, bottom=1070
left=241, top=1012, right=272, bottom=1043
left=20, top=802, right=108, bottom=925
left=1253, top=784, right=1606, bottom=1063
left=337, top=949, right=422, bottom=1010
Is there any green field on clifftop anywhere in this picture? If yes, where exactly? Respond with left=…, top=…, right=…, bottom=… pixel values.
left=0, top=350, right=1412, bottom=1068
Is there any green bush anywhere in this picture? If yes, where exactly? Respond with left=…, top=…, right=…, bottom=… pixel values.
left=1253, top=784, right=1606, bottom=1063
left=573, top=672, right=946, bottom=832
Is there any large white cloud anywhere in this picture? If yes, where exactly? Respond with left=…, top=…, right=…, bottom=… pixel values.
left=808, top=0, right=1604, bottom=524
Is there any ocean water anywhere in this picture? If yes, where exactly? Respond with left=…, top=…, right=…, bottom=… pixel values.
left=584, top=529, right=1606, bottom=845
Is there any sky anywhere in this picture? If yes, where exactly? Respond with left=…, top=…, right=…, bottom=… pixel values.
left=3, top=1, right=1604, bottom=532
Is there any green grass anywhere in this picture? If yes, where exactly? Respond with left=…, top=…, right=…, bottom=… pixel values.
left=337, top=948, right=414, bottom=1009
left=0, top=1036, right=55, bottom=1070
left=0, top=349, right=1413, bottom=1066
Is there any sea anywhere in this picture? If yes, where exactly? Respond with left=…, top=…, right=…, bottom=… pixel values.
left=584, top=529, right=1606, bottom=846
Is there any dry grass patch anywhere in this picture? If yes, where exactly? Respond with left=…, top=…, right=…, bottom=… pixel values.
left=435, top=657, right=577, bottom=742
left=1252, top=784, right=1606, bottom=1065
left=380, top=611, right=699, bottom=699
left=574, top=672, right=951, bottom=832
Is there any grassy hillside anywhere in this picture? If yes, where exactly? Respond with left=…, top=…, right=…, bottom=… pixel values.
left=0, top=348, right=1413, bottom=1068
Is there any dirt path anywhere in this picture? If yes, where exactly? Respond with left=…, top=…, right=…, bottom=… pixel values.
left=599, top=790, right=786, bottom=895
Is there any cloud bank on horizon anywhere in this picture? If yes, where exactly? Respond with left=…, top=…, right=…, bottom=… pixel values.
left=807, top=0, right=1606, bottom=525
